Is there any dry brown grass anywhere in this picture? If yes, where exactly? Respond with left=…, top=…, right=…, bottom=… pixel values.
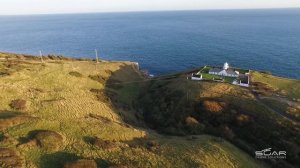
left=63, top=159, right=97, bottom=168
left=9, top=99, right=27, bottom=110
left=203, top=100, right=225, bottom=113
left=23, top=130, right=64, bottom=151
left=0, top=115, right=34, bottom=130
left=93, top=138, right=119, bottom=151
left=185, top=116, right=199, bottom=126
left=252, top=71, right=300, bottom=99
left=235, top=114, right=251, bottom=126
left=0, top=148, right=24, bottom=168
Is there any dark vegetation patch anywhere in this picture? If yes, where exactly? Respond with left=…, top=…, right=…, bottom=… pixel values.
left=251, top=82, right=275, bottom=96
left=0, top=112, right=35, bottom=130
left=46, top=54, right=73, bottom=61
left=63, top=159, right=97, bottom=168
left=0, top=59, right=31, bottom=77
left=184, top=116, right=205, bottom=134
left=105, top=70, right=113, bottom=76
left=89, top=74, right=108, bottom=84
left=53, top=88, right=64, bottom=92
left=88, top=114, right=112, bottom=124
left=89, top=73, right=124, bottom=89
left=69, top=71, right=83, bottom=77
left=136, top=79, right=300, bottom=167
left=286, top=106, right=300, bottom=120
left=40, top=152, right=80, bottom=168
left=90, top=88, right=104, bottom=94
left=29, top=88, right=44, bottom=93
left=0, top=148, right=24, bottom=168
left=0, top=133, right=18, bottom=146
left=108, top=164, right=128, bottom=168
left=84, top=137, right=120, bottom=151
left=123, top=137, right=160, bottom=152
left=0, top=132, right=4, bottom=142
left=0, top=71, right=11, bottom=77
left=42, top=97, right=66, bottom=103
left=20, top=130, right=64, bottom=151
left=262, top=99, right=288, bottom=112
left=9, top=99, right=27, bottom=110
left=106, top=79, right=123, bottom=89
left=261, top=99, right=300, bottom=122
left=1, top=52, right=95, bottom=65
left=90, top=88, right=117, bottom=104
left=0, top=111, right=23, bottom=119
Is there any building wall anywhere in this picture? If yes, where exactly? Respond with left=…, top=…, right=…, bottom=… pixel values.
left=209, top=71, right=238, bottom=77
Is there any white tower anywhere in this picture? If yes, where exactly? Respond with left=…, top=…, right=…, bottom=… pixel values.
left=223, top=62, right=229, bottom=70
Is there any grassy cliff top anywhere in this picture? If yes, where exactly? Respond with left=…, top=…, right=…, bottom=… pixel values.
left=0, top=52, right=265, bottom=168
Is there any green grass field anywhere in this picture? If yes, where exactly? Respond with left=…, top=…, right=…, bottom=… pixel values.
left=0, top=53, right=265, bottom=168
left=252, top=71, right=300, bottom=100
left=201, top=73, right=236, bottom=83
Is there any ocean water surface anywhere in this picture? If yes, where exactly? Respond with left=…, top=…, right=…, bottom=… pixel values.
left=0, top=9, right=299, bottom=79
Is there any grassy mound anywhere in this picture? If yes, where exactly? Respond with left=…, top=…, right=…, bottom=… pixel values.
left=22, top=130, right=64, bottom=151
left=0, top=148, right=24, bottom=168
left=9, top=99, right=27, bottom=110
left=0, top=113, right=34, bottom=130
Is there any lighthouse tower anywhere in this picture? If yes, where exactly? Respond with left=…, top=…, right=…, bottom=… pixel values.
left=223, top=62, right=229, bottom=70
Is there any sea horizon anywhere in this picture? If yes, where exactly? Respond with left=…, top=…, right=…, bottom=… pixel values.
left=0, top=8, right=299, bottom=79
left=1, top=7, right=300, bottom=16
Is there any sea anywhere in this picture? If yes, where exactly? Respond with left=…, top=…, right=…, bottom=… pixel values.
left=0, top=9, right=299, bottom=79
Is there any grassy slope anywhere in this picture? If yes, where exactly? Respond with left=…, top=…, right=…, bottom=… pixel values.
left=0, top=53, right=263, bottom=168
left=252, top=71, right=300, bottom=100
left=136, top=72, right=300, bottom=167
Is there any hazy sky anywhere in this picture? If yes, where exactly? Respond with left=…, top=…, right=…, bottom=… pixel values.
left=0, top=0, right=300, bottom=15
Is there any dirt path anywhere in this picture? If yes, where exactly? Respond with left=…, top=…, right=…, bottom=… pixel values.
left=260, top=96, right=300, bottom=107
left=251, top=90, right=300, bottom=124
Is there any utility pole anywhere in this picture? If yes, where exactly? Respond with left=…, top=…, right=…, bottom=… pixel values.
left=95, top=49, right=99, bottom=63
left=39, top=50, right=44, bottom=63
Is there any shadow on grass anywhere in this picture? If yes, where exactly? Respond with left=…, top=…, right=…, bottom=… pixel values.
left=18, top=129, right=55, bottom=144
left=40, top=152, right=80, bottom=168
left=40, top=151, right=110, bottom=168
left=0, top=111, right=23, bottom=119
left=89, top=63, right=145, bottom=127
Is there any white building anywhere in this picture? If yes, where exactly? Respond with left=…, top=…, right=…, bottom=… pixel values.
left=209, top=62, right=239, bottom=77
left=232, top=76, right=250, bottom=87
left=191, top=73, right=202, bottom=80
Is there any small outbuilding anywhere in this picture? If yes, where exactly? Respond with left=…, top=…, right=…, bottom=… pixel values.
left=191, top=73, right=202, bottom=80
